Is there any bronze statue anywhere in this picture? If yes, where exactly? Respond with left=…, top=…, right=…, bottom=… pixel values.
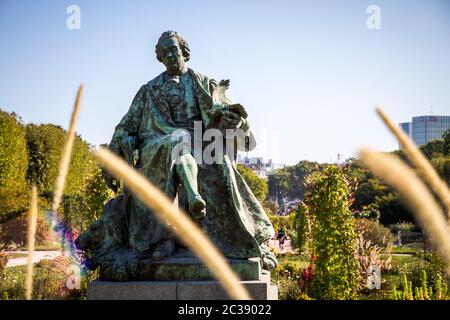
left=76, top=31, right=277, bottom=280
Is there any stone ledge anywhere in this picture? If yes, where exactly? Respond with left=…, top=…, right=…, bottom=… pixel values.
left=105, top=252, right=262, bottom=281
left=88, top=272, right=277, bottom=300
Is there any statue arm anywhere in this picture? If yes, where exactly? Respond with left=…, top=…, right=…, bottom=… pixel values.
left=104, top=85, right=146, bottom=191
left=109, top=85, right=146, bottom=156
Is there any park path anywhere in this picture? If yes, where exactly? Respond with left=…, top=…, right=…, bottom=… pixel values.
left=267, top=239, right=295, bottom=254
left=5, top=251, right=62, bottom=268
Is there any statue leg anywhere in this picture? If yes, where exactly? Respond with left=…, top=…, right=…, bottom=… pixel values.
left=176, top=153, right=206, bottom=220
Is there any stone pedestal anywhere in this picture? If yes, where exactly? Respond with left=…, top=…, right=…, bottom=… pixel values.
left=88, top=251, right=277, bottom=300
left=88, top=271, right=277, bottom=300
left=129, top=255, right=262, bottom=281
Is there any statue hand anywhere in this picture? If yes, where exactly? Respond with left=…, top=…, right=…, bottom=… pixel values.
left=227, top=103, right=247, bottom=118
left=220, top=110, right=242, bottom=129
left=219, top=79, right=230, bottom=89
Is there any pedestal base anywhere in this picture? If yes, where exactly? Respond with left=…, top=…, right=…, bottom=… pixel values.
left=88, top=271, right=277, bottom=300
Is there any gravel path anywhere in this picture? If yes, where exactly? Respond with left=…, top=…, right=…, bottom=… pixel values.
left=5, top=251, right=62, bottom=268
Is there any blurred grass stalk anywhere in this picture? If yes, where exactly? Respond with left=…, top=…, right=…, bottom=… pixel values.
left=359, top=148, right=450, bottom=275
left=95, top=148, right=251, bottom=300
left=51, top=84, right=83, bottom=214
left=25, top=186, right=38, bottom=300
left=376, top=107, right=450, bottom=216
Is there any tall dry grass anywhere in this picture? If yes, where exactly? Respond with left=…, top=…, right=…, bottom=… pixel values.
left=51, top=85, right=83, bottom=214
left=25, top=186, right=38, bottom=300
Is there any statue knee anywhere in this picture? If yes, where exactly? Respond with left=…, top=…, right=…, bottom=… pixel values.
left=176, top=154, right=198, bottom=173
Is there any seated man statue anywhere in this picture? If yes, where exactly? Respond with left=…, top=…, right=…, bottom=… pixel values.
left=76, top=31, right=277, bottom=280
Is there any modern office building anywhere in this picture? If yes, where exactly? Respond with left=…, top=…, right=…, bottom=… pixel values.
left=399, top=115, right=450, bottom=147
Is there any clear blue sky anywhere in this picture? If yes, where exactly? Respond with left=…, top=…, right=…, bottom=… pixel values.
left=1, top=0, right=449, bottom=165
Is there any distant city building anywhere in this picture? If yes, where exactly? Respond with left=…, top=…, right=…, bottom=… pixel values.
left=399, top=115, right=450, bottom=147
left=236, top=154, right=285, bottom=178
left=399, top=122, right=412, bottom=138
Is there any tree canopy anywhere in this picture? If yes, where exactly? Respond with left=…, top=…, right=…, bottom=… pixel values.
left=0, top=110, right=29, bottom=222
left=236, top=163, right=268, bottom=203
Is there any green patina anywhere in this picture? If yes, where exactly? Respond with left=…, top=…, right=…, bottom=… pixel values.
left=76, top=31, right=277, bottom=281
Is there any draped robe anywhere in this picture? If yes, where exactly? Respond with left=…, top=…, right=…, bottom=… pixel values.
left=108, top=68, right=274, bottom=259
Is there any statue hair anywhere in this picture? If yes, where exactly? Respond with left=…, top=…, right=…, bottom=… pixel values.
left=155, top=31, right=190, bottom=62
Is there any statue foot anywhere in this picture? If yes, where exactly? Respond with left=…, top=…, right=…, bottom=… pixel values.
left=260, top=244, right=278, bottom=271
left=189, top=194, right=206, bottom=220
left=262, top=255, right=278, bottom=271
left=152, top=239, right=176, bottom=260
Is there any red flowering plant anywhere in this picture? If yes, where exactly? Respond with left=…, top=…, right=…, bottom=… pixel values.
left=298, top=254, right=316, bottom=292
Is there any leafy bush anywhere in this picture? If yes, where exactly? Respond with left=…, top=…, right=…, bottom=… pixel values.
left=304, top=165, right=361, bottom=299
left=0, top=214, right=50, bottom=248
left=25, top=123, right=111, bottom=231
left=0, top=110, right=29, bottom=222
left=292, top=203, right=311, bottom=254
left=0, top=188, right=30, bottom=223
left=375, top=193, right=414, bottom=225
left=0, top=263, right=74, bottom=300
left=25, top=124, right=97, bottom=196
left=431, top=155, right=450, bottom=185
left=355, top=204, right=381, bottom=221
left=389, top=221, right=421, bottom=234
left=272, top=261, right=314, bottom=300
left=267, top=160, right=320, bottom=201
left=355, top=218, right=395, bottom=247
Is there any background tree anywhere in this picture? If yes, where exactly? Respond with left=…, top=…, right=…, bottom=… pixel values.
left=431, top=156, right=450, bottom=185
left=420, top=140, right=444, bottom=159
left=236, top=163, right=268, bottom=202
left=25, top=124, right=97, bottom=195
left=0, top=110, right=29, bottom=222
left=443, top=129, right=450, bottom=156
left=268, top=160, right=319, bottom=200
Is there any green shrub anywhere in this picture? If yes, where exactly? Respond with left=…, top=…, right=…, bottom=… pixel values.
left=0, top=215, right=50, bottom=247
left=272, top=261, right=314, bottom=300
left=25, top=123, right=111, bottom=231
left=293, top=204, right=311, bottom=254
left=0, top=110, right=29, bottom=222
left=376, top=193, right=414, bottom=225
left=304, top=165, right=361, bottom=299
left=271, top=262, right=301, bottom=283
left=389, top=221, right=421, bottom=233
left=355, top=218, right=395, bottom=247
left=0, top=264, right=69, bottom=300
left=25, top=124, right=97, bottom=196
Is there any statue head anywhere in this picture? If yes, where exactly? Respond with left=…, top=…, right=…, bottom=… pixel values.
left=155, top=31, right=190, bottom=76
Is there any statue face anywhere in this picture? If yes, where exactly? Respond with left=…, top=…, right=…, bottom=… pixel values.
left=159, top=37, right=186, bottom=75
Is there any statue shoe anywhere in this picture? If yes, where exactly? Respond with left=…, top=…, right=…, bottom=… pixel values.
left=189, top=194, right=206, bottom=220
left=152, top=239, right=176, bottom=260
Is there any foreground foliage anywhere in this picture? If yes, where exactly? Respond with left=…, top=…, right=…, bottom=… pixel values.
left=305, top=165, right=361, bottom=299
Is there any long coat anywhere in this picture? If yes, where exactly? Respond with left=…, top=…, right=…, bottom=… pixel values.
left=109, top=68, right=274, bottom=259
